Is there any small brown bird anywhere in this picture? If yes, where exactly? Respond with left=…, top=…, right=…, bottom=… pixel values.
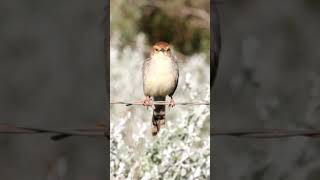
left=143, top=41, right=179, bottom=136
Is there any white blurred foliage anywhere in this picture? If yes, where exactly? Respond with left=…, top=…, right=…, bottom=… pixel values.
left=110, top=33, right=210, bottom=179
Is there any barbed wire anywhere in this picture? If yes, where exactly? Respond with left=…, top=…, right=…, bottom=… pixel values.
left=110, top=100, right=210, bottom=106
left=2, top=122, right=320, bottom=140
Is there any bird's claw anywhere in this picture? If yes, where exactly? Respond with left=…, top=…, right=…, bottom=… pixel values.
left=143, top=96, right=153, bottom=109
left=168, top=98, right=176, bottom=108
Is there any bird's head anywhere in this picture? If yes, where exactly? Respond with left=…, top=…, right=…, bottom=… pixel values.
left=151, top=41, right=172, bottom=57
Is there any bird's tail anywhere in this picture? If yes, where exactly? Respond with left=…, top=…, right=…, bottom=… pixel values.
left=152, top=96, right=166, bottom=136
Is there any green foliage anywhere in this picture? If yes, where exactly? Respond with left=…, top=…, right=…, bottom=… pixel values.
left=110, top=0, right=210, bottom=56
left=110, top=0, right=145, bottom=46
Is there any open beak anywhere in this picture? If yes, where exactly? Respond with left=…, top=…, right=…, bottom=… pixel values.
left=160, top=48, right=165, bottom=52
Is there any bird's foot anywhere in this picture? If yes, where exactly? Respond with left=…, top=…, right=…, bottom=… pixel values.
left=143, top=96, right=153, bottom=109
left=168, top=97, right=176, bottom=108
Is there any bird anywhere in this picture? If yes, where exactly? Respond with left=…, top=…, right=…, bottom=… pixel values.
left=142, top=41, right=179, bottom=136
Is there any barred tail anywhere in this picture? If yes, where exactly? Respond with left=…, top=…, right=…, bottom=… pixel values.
left=152, top=96, right=166, bottom=136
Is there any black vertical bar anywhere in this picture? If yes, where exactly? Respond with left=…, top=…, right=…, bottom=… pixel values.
left=211, top=0, right=221, bottom=90
left=210, top=0, right=222, bottom=178
left=104, top=0, right=110, bottom=178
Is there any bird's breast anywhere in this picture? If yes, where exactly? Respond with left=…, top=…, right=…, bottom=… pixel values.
left=144, top=55, right=177, bottom=97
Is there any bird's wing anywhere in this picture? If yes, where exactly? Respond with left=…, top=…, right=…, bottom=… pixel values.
left=142, top=58, right=151, bottom=95
left=169, top=57, right=179, bottom=97
left=142, top=57, right=151, bottom=78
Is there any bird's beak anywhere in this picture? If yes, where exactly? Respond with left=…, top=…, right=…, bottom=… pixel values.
left=160, top=48, right=165, bottom=52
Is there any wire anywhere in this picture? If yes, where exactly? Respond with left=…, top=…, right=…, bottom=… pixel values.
left=2, top=122, right=320, bottom=140
left=212, top=129, right=320, bottom=138
left=110, top=101, right=210, bottom=106
left=0, top=123, right=107, bottom=141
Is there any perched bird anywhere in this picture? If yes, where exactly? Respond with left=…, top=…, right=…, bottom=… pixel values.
left=142, top=41, right=179, bottom=136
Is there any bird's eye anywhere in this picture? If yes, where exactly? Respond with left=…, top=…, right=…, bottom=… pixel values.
left=166, top=48, right=170, bottom=51
left=155, top=48, right=159, bottom=51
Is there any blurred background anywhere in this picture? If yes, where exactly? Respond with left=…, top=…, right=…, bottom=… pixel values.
left=213, top=0, right=320, bottom=180
left=0, top=0, right=106, bottom=179
left=110, top=0, right=210, bottom=179
left=110, top=0, right=210, bottom=58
